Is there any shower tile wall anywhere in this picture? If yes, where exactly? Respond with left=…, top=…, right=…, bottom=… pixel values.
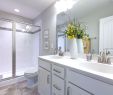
left=16, top=32, right=39, bottom=76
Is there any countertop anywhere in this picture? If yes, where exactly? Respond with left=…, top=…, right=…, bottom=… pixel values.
left=39, top=55, right=113, bottom=85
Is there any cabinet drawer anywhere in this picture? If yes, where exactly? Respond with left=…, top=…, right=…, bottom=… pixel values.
left=52, top=64, right=65, bottom=79
left=39, top=59, right=51, bottom=71
left=52, top=75, right=64, bottom=95
left=68, top=82, right=92, bottom=95
left=68, top=70, right=113, bottom=95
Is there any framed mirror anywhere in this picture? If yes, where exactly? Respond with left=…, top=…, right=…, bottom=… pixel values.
left=56, top=0, right=113, bottom=55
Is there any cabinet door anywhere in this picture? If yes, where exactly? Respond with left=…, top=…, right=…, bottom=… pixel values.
left=67, top=83, right=92, bottom=95
left=38, top=67, right=51, bottom=95
left=52, top=75, right=64, bottom=95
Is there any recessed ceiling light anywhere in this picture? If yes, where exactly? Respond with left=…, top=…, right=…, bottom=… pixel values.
left=14, top=9, right=20, bottom=13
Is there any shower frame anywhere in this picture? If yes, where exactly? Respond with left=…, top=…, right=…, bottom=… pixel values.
left=0, top=18, right=40, bottom=78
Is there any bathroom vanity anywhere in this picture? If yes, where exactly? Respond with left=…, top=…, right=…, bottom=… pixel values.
left=38, top=55, right=113, bottom=95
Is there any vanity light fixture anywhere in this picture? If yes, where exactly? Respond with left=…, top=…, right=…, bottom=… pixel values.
left=55, top=0, right=79, bottom=13
left=14, top=9, right=20, bottom=13
left=55, top=0, right=67, bottom=12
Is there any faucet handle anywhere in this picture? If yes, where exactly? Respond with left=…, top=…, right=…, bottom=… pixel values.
left=98, top=55, right=102, bottom=63
left=58, top=47, right=64, bottom=56
left=54, top=48, right=58, bottom=55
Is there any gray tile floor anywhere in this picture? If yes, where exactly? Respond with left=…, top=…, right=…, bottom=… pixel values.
left=0, top=81, right=38, bottom=95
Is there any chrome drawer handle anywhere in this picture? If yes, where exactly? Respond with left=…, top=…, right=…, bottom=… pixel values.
left=53, top=69, right=61, bottom=73
left=53, top=93, right=56, bottom=95
left=53, top=84, right=61, bottom=91
left=47, top=75, right=50, bottom=84
left=67, top=87, right=70, bottom=95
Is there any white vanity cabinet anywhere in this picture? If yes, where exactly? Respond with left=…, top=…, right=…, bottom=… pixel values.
left=67, top=70, right=113, bottom=95
left=52, top=64, right=65, bottom=95
left=52, top=75, right=64, bottom=95
left=38, top=59, right=51, bottom=95
left=38, top=56, right=113, bottom=95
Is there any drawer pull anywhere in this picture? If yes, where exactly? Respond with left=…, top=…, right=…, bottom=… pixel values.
left=53, top=93, right=56, bottom=95
left=53, top=69, right=61, bottom=73
left=67, top=87, right=70, bottom=95
left=47, top=75, right=50, bottom=84
left=53, top=84, right=61, bottom=91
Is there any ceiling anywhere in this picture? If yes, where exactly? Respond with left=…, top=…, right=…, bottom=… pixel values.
left=0, top=0, right=56, bottom=19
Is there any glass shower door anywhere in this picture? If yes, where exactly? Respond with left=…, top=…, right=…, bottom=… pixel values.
left=0, top=20, right=12, bottom=79
left=16, top=22, right=39, bottom=76
left=0, top=20, right=40, bottom=79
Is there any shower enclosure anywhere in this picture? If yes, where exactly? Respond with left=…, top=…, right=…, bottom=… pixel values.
left=0, top=18, right=40, bottom=95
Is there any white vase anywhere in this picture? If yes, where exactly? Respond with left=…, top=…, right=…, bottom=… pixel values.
left=77, top=39, right=84, bottom=54
left=69, top=38, right=78, bottom=59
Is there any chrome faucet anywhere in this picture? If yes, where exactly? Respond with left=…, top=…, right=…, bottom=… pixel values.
left=98, top=50, right=111, bottom=64
left=53, top=47, right=64, bottom=56
left=53, top=48, right=58, bottom=55
left=58, top=47, right=64, bottom=56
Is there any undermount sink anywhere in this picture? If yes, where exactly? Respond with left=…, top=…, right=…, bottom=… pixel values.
left=49, top=55, right=64, bottom=59
left=45, top=55, right=113, bottom=74
left=79, top=61, right=113, bottom=74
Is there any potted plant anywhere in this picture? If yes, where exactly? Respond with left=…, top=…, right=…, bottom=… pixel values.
left=65, top=22, right=78, bottom=59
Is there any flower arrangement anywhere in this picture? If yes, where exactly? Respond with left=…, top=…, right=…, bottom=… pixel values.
left=65, top=21, right=89, bottom=40
left=76, top=23, right=85, bottom=39
left=65, top=22, right=77, bottom=39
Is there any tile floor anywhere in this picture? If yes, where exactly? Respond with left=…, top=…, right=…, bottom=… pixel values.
left=0, top=80, right=38, bottom=95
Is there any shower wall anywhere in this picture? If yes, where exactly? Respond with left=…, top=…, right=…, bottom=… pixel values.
left=16, top=32, right=39, bottom=76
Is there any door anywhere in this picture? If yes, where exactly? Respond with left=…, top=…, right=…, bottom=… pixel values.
left=67, top=83, right=92, bottom=95
left=99, top=16, right=113, bottom=53
left=38, top=67, right=51, bottom=95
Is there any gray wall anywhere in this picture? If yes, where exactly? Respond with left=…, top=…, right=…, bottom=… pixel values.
left=34, top=3, right=57, bottom=55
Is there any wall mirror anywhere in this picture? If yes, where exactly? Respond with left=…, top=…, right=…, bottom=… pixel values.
left=56, top=0, right=113, bottom=55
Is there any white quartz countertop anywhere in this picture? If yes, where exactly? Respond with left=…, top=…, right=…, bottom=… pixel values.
left=39, top=55, right=113, bottom=85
